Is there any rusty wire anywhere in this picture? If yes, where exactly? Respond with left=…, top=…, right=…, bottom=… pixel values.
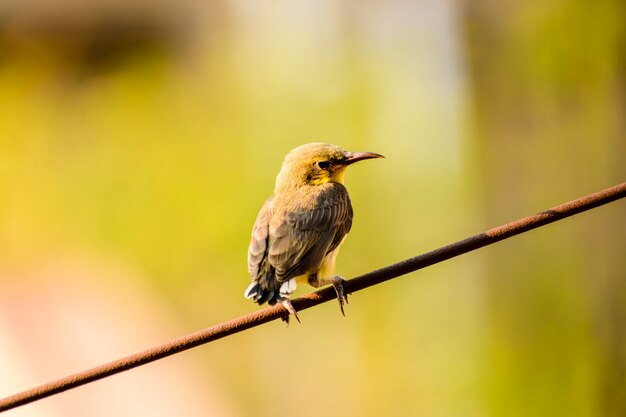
left=1, top=182, right=625, bottom=413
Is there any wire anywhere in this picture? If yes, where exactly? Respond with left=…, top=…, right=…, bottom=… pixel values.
left=1, top=182, right=624, bottom=413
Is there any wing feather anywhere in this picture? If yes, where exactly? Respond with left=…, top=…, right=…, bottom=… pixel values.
left=247, top=197, right=273, bottom=281
left=268, top=184, right=353, bottom=282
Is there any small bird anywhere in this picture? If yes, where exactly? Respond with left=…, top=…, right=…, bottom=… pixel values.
left=244, top=143, right=383, bottom=322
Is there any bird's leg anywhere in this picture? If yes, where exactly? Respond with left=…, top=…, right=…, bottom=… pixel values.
left=280, top=299, right=301, bottom=324
left=309, top=275, right=349, bottom=316
left=331, top=276, right=348, bottom=316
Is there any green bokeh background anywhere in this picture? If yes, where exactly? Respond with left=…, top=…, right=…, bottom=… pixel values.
left=0, top=1, right=624, bottom=416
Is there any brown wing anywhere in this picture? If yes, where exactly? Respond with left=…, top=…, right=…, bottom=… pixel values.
left=268, top=183, right=353, bottom=282
left=247, top=197, right=273, bottom=282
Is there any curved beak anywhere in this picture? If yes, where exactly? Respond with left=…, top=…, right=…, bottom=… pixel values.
left=343, top=151, right=385, bottom=166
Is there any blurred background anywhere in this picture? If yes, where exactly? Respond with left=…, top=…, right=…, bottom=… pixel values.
left=0, top=0, right=624, bottom=416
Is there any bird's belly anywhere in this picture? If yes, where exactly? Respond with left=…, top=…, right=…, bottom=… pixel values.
left=293, top=249, right=340, bottom=285
left=295, top=274, right=309, bottom=284
left=317, top=234, right=348, bottom=280
left=294, top=234, right=348, bottom=287
left=318, top=246, right=340, bottom=279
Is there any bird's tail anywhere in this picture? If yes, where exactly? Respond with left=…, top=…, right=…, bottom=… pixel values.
left=244, top=278, right=296, bottom=306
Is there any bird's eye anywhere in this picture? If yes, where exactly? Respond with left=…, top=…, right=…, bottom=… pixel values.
left=316, top=161, right=331, bottom=170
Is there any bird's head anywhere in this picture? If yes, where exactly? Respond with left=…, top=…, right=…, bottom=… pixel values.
left=275, top=143, right=384, bottom=191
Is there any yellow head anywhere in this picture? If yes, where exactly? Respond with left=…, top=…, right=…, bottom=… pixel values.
left=275, top=143, right=384, bottom=191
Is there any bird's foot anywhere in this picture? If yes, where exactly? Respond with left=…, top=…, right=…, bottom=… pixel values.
left=280, top=299, right=301, bottom=324
left=330, top=276, right=349, bottom=316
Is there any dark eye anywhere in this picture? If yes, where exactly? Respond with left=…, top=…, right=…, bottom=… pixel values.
left=316, top=160, right=331, bottom=170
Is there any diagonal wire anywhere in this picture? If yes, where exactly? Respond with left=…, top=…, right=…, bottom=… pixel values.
left=1, top=182, right=625, bottom=413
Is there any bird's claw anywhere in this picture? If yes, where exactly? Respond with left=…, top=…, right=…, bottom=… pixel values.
left=281, top=299, right=301, bottom=324
left=331, top=276, right=349, bottom=316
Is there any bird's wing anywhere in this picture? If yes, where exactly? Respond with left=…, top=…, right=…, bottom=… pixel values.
left=268, top=184, right=353, bottom=282
left=247, top=197, right=273, bottom=281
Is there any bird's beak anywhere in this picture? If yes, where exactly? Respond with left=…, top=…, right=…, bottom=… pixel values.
left=343, top=151, right=385, bottom=166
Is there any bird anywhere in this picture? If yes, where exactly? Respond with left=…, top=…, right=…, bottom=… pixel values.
left=244, top=142, right=384, bottom=322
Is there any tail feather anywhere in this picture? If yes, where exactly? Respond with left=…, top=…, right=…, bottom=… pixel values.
left=244, top=278, right=297, bottom=306
left=244, top=282, right=260, bottom=299
left=244, top=282, right=279, bottom=305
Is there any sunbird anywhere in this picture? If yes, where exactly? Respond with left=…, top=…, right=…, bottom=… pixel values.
left=244, top=143, right=384, bottom=322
